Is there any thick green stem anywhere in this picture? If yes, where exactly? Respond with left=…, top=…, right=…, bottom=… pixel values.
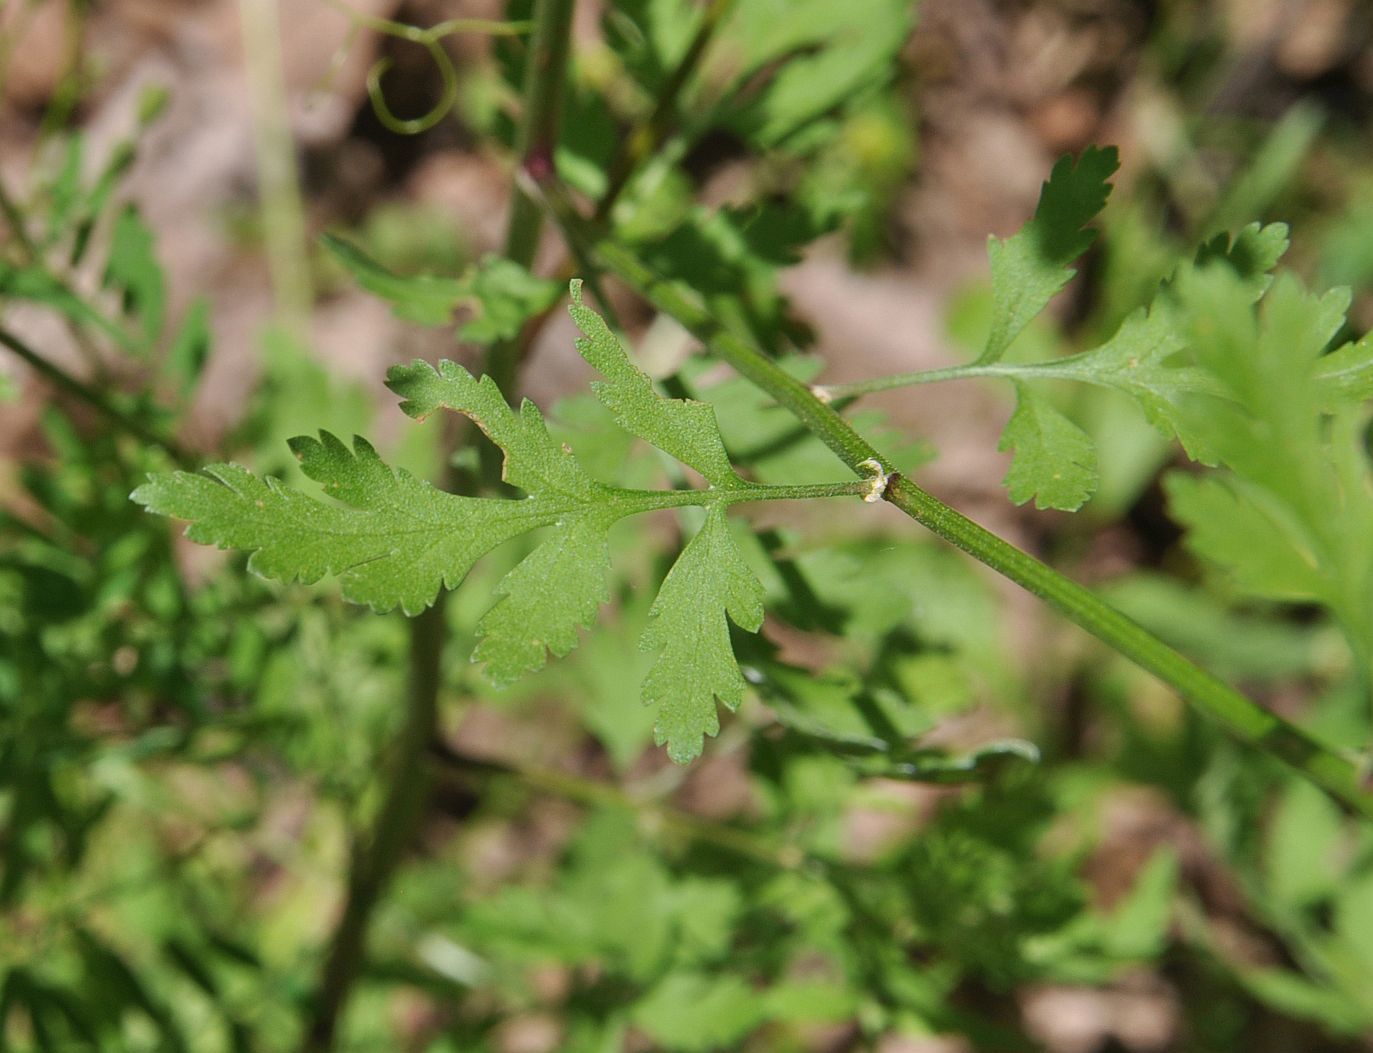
left=883, top=476, right=1371, bottom=809
left=542, top=195, right=1373, bottom=820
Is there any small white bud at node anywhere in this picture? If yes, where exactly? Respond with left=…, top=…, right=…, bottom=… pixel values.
left=858, top=458, right=891, bottom=503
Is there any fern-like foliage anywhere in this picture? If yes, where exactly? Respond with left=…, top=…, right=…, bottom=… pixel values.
left=1164, top=267, right=1373, bottom=663
left=985, top=221, right=1299, bottom=510
left=134, top=283, right=857, bottom=761
left=979, top=146, right=1120, bottom=366
left=837, top=150, right=1306, bottom=512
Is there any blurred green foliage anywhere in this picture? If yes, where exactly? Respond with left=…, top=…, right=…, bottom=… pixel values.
left=4, top=1, right=1373, bottom=1051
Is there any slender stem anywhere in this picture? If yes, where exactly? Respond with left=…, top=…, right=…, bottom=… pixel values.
left=298, top=4, right=578, bottom=1050
left=322, top=0, right=530, bottom=42
left=240, top=0, right=313, bottom=341
left=498, top=0, right=576, bottom=373
left=814, top=350, right=1232, bottom=403
left=0, top=326, right=190, bottom=465
left=485, top=0, right=734, bottom=364
left=727, top=479, right=872, bottom=502
left=592, top=0, right=737, bottom=223
left=300, top=603, right=443, bottom=1053
left=605, top=478, right=873, bottom=514
left=0, top=174, right=38, bottom=261
left=430, top=742, right=812, bottom=872
left=541, top=190, right=1373, bottom=820
left=817, top=363, right=1022, bottom=400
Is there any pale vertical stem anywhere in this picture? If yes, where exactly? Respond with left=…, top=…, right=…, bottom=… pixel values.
left=239, top=0, right=313, bottom=342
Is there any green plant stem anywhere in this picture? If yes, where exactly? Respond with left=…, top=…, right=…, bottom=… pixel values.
left=239, top=0, right=313, bottom=341
left=592, top=0, right=737, bottom=223
left=490, top=0, right=733, bottom=355
left=882, top=475, right=1369, bottom=797
left=816, top=361, right=1076, bottom=400
left=604, top=478, right=875, bottom=515
left=300, top=603, right=443, bottom=1053
left=496, top=0, right=576, bottom=390
left=537, top=184, right=1373, bottom=820
left=0, top=174, right=38, bottom=261
left=814, top=358, right=1223, bottom=402
left=0, top=325, right=189, bottom=465
left=430, top=742, right=812, bottom=872
left=298, top=5, right=577, bottom=1050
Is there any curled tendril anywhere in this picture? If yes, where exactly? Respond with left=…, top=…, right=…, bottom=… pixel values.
left=322, top=0, right=533, bottom=136
left=365, top=43, right=457, bottom=135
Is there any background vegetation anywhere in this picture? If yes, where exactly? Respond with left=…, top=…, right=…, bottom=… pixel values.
left=4, top=0, right=1373, bottom=1050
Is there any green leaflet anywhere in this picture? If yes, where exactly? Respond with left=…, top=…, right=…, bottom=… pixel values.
left=131, top=433, right=545, bottom=616
left=985, top=222, right=1295, bottom=507
left=165, top=298, right=212, bottom=399
left=0, top=261, right=132, bottom=349
left=323, top=235, right=560, bottom=338
left=1315, top=333, right=1373, bottom=410
left=103, top=206, right=165, bottom=346
left=134, top=284, right=856, bottom=762
left=388, top=358, right=604, bottom=501
left=641, top=504, right=765, bottom=763
left=472, top=511, right=616, bottom=685
left=321, top=233, right=466, bottom=326
left=568, top=280, right=741, bottom=488
left=1034, top=303, right=1219, bottom=461
left=455, top=256, right=563, bottom=343
left=998, top=383, right=1097, bottom=511
left=981, top=146, right=1119, bottom=363
left=1194, top=221, right=1291, bottom=297
left=1164, top=474, right=1327, bottom=602
left=821, top=205, right=1297, bottom=509
left=991, top=302, right=1221, bottom=509
left=631, top=971, right=763, bottom=1052
left=1164, top=268, right=1373, bottom=660
left=715, top=0, right=915, bottom=148
left=604, top=0, right=913, bottom=149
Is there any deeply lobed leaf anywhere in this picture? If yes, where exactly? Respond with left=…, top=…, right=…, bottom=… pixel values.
left=981, top=146, right=1119, bottom=363
left=1163, top=267, right=1373, bottom=652
left=136, top=286, right=810, bottom=762
left=998, top=384, right=1097, bottom=511
left=131, top=433, right=549, bottom=615
left=982, top=218, right=1291, bottom=509
left=568, top=279, right=742, bottom=488
left=388, top=358, right=603, bottom=501
left=473, top=511, right=617, bottom=685
left=323, top=235, right=560, bottom=338
left=641, top=504, right=765, bottom=762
